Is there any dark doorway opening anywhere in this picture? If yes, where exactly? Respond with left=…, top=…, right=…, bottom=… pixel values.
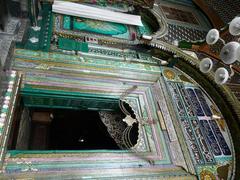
left=49, top=109, right=120, bottom=150
left=11, top=108, right=122, bottom=150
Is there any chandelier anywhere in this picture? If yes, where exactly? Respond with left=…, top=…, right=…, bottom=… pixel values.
left=199, top=17, right=240, bottom=85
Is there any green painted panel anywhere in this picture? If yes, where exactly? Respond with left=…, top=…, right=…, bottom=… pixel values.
left=21, top=88, right=120, bottom=110
left=179, top=40, right=192, bottom=49
left=72, top=17, right=127, bottom=36
left=58, top=38, right=89, bottom=52
left=22, top=86, right=119, bottom=99
left=63, top=15, right=71, bottom=30
left=8, top=149, right=128, bottom=157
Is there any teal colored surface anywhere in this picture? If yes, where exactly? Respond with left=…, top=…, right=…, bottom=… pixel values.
left=21, top=87, right=120, bottom=110
left=8, top=150, right=128, bottom=157
left=138, top=20, right=153, bottom=35
left=58, top=38, right=89, bottom=52
left=73, top=17, right=128, bottom=36
left=63, top=15, right=71, bottom=30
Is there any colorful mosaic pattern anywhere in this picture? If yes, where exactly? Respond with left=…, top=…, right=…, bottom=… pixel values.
left=163, top=67, right=233, bottom=179
left=199, top=120, right=221, bottom=156
left=0, top=71, right=21, bottom=163
left=0, top=48, right=234, bottom=178
left=0, top=2, right=235, bottom=178
left=209, top=120, right=231, bottom=156
left=167, top=82, right=214, bottom=164
left=1, top=48, right=196, bottom=179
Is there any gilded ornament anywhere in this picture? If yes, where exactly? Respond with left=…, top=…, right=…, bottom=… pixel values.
left=200, top=170, right=216, bottom=180
left=163, top=69, right=175, bottom=80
